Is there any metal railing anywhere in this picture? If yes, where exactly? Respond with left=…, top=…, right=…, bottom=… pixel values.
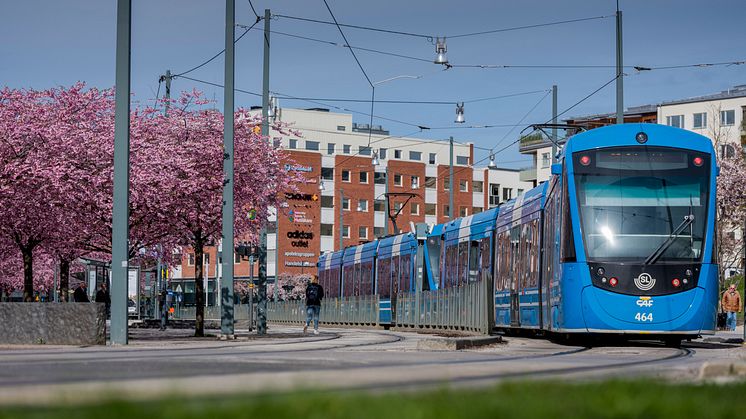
left=175, top=305, right=251, bottom=320
left=264, top=280, right=490, bottom=334
left=267, top=296, right=379, bottom=326
left=396, top=279, right=488, bottom=333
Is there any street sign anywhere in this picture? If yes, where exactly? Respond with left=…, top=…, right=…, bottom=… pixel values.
left=175, top=284, right=183, bottom=293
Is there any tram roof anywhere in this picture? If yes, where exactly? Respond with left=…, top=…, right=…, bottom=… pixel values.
left=565, top=123, right=716, bottom=155
left=377, top=233, right=417, bottom=258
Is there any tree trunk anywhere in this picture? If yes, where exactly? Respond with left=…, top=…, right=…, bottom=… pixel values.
left=60, top=259, right=70, bottom=302
left=22, top=246, right=34, bottom=302
left=194, top=238, right=205, bottom=337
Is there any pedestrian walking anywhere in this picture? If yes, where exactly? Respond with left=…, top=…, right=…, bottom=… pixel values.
left=303, top=275, right=324, bottom=335
left=722, top=284, right=741, bottom=331
left=73, top=283, right=89, bottom=303
left=159, top=289, right=168, bottom=331
left=95, top=282, right=111, bottom=317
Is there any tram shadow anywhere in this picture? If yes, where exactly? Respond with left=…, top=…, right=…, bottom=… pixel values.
left=544, top=333, right=738, bottom=349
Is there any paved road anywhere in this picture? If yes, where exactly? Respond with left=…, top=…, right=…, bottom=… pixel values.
left=0, top=325, right=743, bottom=405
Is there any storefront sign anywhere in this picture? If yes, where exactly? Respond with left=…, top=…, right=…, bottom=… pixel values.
left=284, top=164, right=313, bottom=172
left=285, top=192, right=319, bottom=201
left=285, top=261, right=315, bottom=267
left=284, top=251, right=316, bottom=258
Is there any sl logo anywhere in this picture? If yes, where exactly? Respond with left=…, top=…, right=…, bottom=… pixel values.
left=634, top=272, right=656, bottom=291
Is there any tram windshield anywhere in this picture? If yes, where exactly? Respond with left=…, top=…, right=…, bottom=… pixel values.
left=573, top=147, right=710, bottom=263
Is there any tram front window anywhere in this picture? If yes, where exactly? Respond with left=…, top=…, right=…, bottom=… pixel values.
left=573, top=147, right=710, bottom=263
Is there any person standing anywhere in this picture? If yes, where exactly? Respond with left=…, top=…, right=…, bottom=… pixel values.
left=722, top=284, right=741, bottom=332
left=303, top=275, right=324, bottom=335
left=95, top=282, right=111, bottom=317
left=73, top=283, right=89, bottom=303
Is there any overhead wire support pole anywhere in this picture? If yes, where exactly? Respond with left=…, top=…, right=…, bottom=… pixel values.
left=257, top=8, right=271, bottom=336
left=449, top=136, right=454, bottom=219
left=111, top=0, right=131, bottom=345
left=615, top=1, right=624, bottom=124
left=552, top=85, right=558, bottom=163
left=220, top=0, right=236, bottom=338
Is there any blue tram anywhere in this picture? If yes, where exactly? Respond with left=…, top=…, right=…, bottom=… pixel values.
left=317, top=123, right=718, bottom=342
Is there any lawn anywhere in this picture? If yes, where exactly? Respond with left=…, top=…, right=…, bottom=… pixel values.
left=2, top=380, right=745, bottom=419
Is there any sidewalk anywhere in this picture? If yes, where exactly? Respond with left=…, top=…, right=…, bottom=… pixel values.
left=701, top=325, right=745, bottom=344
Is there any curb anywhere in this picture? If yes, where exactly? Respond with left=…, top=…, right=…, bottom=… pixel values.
left=699, top=361, right=746, bottom=379
left=417, top=335, right=502, bottom=351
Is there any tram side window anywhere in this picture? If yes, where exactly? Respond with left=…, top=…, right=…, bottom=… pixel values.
left=400, top=253, right=411, bottom=293
left=361, top=261, right=373, bottom=296
left=560, top=171, right=577, bottom=262
left=495, top=232, right=508, bottom=291
left=531, top=220, right=540, bottom=288
left=378, top=258, right=391, bottom=298
left=468, top=240, right=480, bottom=282
left=343, top=265, right=354, bottom=297
left=480, top=237, right=492, bottom=283
left=391, top=255, right=401, bottom=294
left=353, top=263, right=362, bottom=296
left=458, top=241, right=469, bottom=286
left=520, top=224, right=530, bottom=290
left=426, top=236, right=442, bottom=286
left=510, top=226, right=521, bottom=291
left=443, top=243, right=456, bottom=288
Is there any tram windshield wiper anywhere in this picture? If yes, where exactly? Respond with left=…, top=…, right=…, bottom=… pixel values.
left=643, top=214, right=694, bottom=266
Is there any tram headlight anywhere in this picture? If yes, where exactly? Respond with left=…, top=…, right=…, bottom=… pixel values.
left=580, top=155, right=591, bottom=166
left=609, top=277, right=618, bottom=287
left=596, top=267, right=605, bottom=276
left=693, top=157, right=704, bottom=166
left=672, top=278, right=681, bottom=287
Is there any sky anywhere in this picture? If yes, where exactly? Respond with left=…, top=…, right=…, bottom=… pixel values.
left=1, top=0, right=745, bottom=168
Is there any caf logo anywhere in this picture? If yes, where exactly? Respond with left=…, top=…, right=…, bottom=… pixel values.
left=634, top=273, right=656, bottom=291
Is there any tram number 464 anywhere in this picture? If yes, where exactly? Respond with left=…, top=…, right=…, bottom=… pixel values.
left=635, top=312, right=653, bottom=322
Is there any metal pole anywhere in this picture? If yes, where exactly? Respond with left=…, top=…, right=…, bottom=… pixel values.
left=339, top=189, right=345, bottom=249
left=383, top=167, right=389, bottom=236
left=449, top=136, right=454, bottom=219
left=257, top=8, right=271, bottom=335
left=164, top=69, right=171, bottom=114
left=157, top=70, right=169, bottom=325
left=111, top=0, right=131, bottom=345
left=220, top=0, right=236, bottom=337
left=615, top=3, right=624, bottom=124
left=552, top=85, right=558, bottom=163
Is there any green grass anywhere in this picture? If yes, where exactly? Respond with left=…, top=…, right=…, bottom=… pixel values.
left=3, top=380, right=746, bottom=419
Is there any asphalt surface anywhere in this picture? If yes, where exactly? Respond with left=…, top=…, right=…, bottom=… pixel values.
left=0, top=325, right=743, bottom=405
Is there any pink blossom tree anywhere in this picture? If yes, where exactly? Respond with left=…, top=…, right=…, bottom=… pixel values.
left=716, top=151, right=746, bottom=286
left=157, top=92, right=301, bottom=336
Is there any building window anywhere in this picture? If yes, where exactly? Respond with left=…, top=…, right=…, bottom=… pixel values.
left=188, top=254, right=195, bottom=266
left=203, top=254, right=210, bottom=265
left=327, top=143, right=335, bottom=155
left=305, top=141, right=320, bottom=151
left=502, top=188, right=512, bottom=201
left=721, top=144, right=736, bottom=159
left=517, top=188, right=524, bottom=195
left=289, top=139, right=298, bottom=149
left=410, top=203, right=420, bottom=215
left=341, top=170, right=350, bottom=182
left=321, top=195, right=334, bottom=208
left=489, top=184, right=500, bottom=207
left=693, top=113, right=707, bottom=129
left=273, top=138, right=282, bottom=148
left=443, top=205, right=450, bottom=217
left=337, top=125, right=346, bottom=131
left=343, top=144, right=351, bottom=154
left=374, top=199, right=385, bottom=211
left=374, top=172, right=386, bottom=184
left=359, top=226, right=368, bottom=240
left=456, top=156, right=469, bottom=165
left=721, top=110, right=735, bottom=126
left=459, top=179, right=468, bottom=192
left=234, top=252, right=241, bottom=264
left=321, top=224, right=334, bottom=236
left=424, top=176, right=436, bottom=189
left=394, top=174, right=403, bottom=187
left=425, top=203, right=437, bottom=216
left=374, top=227, right=384, bottom=237
left=393, top=202, right=403, bottom=211
left=459, top=207, right=468, bottom=217
left=472, top=181, right=483, bottom=193
left=409, top=151, right=422, bottom=161
left=473, top=207, right=483, bottom=214
left=666, top=115, right=683, bottom=128
left=379, top=148, right=387, bottom=160
left=541, top=152, right=550, bottom=168
left=394, top=150, right=402, bottom=159
left=359, top=146, right=372, bottom=156
left=342, top=225, right=350, bottom=238
left=443, top=177, right=450, bottom=191
left=321, top=167, right=334, bottom=180
left=267, top=221, right=277, bottom=234
left=411, top=175, right=420, bottom=189
left=342, top=197, right=350, bottom=211
left=358, top=199, right=369, bottom=212
left=429, top=153, right=437, bottom=165
left=359, top=171, right=369, bottom=184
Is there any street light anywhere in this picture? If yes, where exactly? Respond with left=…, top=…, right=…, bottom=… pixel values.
left=488, top=153, right=497, bottom=170
left=455, top=102, right=465, bottom=123
left=434, top=37, right=448, bottom=65
left=371, top=151, right=380, bottom=166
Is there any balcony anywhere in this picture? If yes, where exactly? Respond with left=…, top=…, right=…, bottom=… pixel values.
left=519, top=167, right=537, bottom=182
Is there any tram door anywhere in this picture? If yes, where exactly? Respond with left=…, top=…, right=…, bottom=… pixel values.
left=509, top=225, right=521, bottom=327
